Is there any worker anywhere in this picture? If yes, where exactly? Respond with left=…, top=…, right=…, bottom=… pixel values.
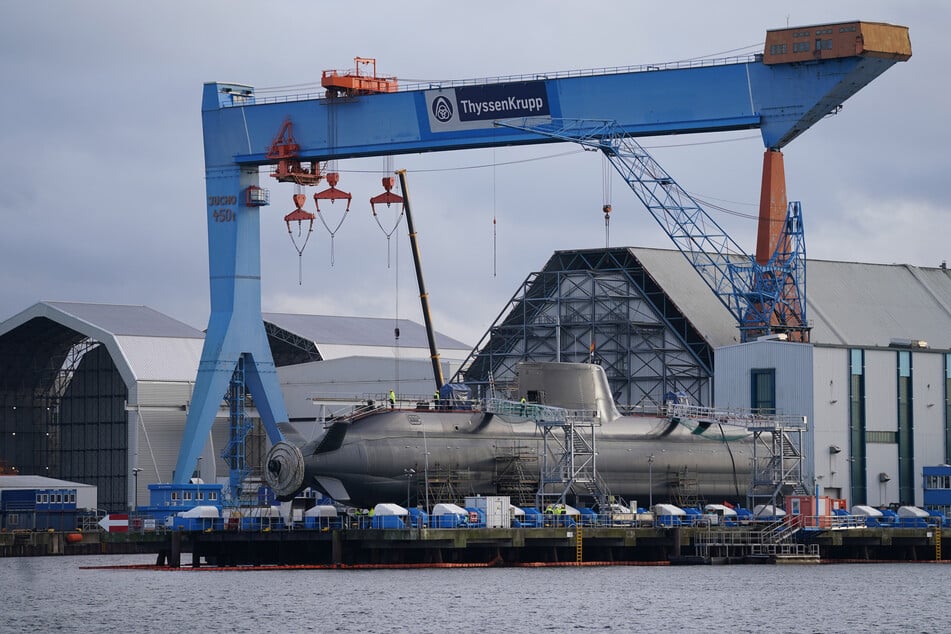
left=519, top=396, right=526, bottom=416
left=433, top=390, right=440, bottom=410
left=389, top=389, right=396, bottom=409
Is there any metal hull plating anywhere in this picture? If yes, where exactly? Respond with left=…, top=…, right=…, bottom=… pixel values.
left=266, top=407, right=752, bottom=509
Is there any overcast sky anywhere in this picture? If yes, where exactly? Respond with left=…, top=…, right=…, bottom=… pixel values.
left=0, top=1, right=945, bottom=347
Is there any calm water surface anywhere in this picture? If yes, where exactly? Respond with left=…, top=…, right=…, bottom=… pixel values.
left=2, top=555, right=948, bottom=633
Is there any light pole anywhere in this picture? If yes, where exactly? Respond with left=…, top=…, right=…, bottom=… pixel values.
left=403, top=468, right=415, bottom=507
left=648, top=454, right=654, bottom=510
left=132, top=467, right=143, bottom=511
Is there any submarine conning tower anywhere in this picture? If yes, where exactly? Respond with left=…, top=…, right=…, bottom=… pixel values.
left=516, top=362, right=622, bottom=422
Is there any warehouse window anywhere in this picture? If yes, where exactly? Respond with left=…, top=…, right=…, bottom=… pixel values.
left=751, top=368, right=776, bottom=413
left=945, top=354, right=951, bottom=464
left=849, top=349, right=868, bottom=505
left=897, top=350, right=914, bottom=504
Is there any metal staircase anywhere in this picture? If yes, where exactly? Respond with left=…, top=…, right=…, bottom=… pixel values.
left=693, top=518, right=818, bottom=562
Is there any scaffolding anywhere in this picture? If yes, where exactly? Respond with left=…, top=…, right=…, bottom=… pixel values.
left=667, top=402, right=808, bottom=510
left=456, top=248, right=715, bottom=411
left=533, top=408, right=608, bottom=511
left=493, top=442, right=538, bottom=507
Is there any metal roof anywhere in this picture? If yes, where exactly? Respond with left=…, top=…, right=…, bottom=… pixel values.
left=41, top=301, right=204, bottom=338
left=630, top=248, right=951, bottom=350
left=263, top=313, right=471, bottom=352
left=0, top=302, right=205, bottom=387
left=0, top=475, right=97, bottom=490
left=806, top=260, right=951, bottom=348
left=629, top=247, right=740, bottom=348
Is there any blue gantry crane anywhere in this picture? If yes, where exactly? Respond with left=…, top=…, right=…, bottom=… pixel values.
left=173, top=22, right=911, bottom=492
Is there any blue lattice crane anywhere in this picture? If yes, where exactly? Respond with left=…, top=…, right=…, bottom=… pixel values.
left=495, top=117, right=807, bottom=342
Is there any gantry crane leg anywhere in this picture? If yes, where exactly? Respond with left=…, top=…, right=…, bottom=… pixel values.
left=173, top=167, right=288, bottom=484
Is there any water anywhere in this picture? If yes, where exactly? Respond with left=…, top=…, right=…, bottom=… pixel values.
left=2, top=555, right=949, bottom=633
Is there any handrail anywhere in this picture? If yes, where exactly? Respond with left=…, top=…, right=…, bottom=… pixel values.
left=228, top=55, right=762, bottom=107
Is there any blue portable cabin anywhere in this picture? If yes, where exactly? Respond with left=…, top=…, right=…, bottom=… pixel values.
left=0, top=487, right=78, bottom=531
left=923, top=465, right=951, bottom=518
left=141, top=482, right=224, bottom=527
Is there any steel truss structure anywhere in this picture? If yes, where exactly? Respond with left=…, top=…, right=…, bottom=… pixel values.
left=458, top=248, right=714, bottom=410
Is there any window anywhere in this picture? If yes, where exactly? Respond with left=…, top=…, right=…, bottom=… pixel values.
left=866, top=430, right=897, bottom=444
left=897, top=350, right=914, bottom=503
left=171, top=492, right=179, bottom=501
left=209, top=492, right=218, bottom=501
left=793, top=42, right=810, bottom=53
left=7, top=514, right=19, bottom=526
left=183, top=491, right=192, bottom=501
left=945, top=354, right=951, bottom=463
left=770, top=44, right=788, bottom=55
left=751, top=368, right=776, bottom=413
left=849, top=349, right=867, bottom=504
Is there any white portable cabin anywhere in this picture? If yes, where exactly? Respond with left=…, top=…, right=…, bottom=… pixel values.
left=465, top=495, right=511, bottom=528
left=372, top=503, right=408, bottom=517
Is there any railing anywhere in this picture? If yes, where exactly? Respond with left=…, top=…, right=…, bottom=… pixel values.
left=484, top=398, right=569, bottom=422
left=668, top=402, right=807, bottom=430
left=232, top=54, right=762, bottom=108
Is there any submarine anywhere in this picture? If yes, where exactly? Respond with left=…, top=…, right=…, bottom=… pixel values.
left=264, top=362, right=755, bottom=509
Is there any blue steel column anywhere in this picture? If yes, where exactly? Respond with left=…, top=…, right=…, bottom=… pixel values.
left=173, top=86, right=287, bottom=483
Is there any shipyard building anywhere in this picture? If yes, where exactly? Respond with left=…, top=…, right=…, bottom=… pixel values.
left=1, top=248, right=949, bottom=513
